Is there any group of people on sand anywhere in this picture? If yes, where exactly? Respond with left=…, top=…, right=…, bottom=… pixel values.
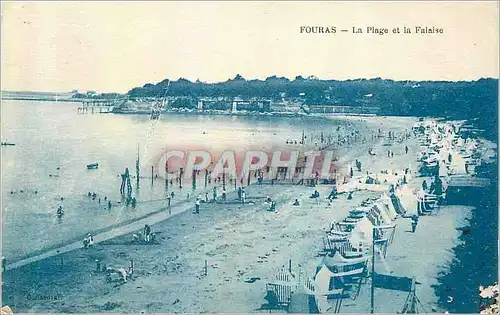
left=87, top=192, right=112, bottom=209
left=83, top=233, right=94, bottom=248
left=192, top=185, right=231, bottom=214
left=132, top=224, right=156, bottom=243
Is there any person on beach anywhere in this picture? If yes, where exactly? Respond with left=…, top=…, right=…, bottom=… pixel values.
left=405, top=145, right=409, bottom=154
left=57, top=206, right=64, bottom=217
left=429, top=180, right=435, bottom=193
left=241, top=189, right=246, bottom=204
left=293, top=199, right=300, bottom=206
left=388, top=150, right=391, bottom=158
left=222, top=188, right=227, bottom=202
left=83, top=233, right=94, bottom=248
left=195, top=198, right=200, bottom=214
left=350, top=167, right=354, bottom=178
left=238, top=187, right=242, bottom=200
left=269, top=201, right=276, bottom=212
left=213, top=187, right=217, bottom=201
left=327, top=186, right=338, bottom=201
left=311, top=190, right=320, bottom=204
left=422, top=180, right=428, bottom=191
left=205, top=192, right=209, bottom=203
left=143, top=224, right=151, bottom=242
left=411, top=215, right=419, bottom=233
left=347, top=191, right=353, bottom=200
left=171, top=191, right=175, bottom=199
left=108, top=200, right=112, bottom=209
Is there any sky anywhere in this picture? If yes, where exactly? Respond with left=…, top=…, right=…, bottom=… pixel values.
left=1, top=1, right=499, bottom=93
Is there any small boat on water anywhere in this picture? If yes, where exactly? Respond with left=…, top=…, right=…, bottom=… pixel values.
left=1, top=142, right=15, bottom=146
left=87, top=163, right=99, bottom=170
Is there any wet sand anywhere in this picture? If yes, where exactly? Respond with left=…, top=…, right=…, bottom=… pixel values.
left=2, top=116, right=475, bottom=313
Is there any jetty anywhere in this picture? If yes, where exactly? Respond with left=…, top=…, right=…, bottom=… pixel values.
left=77, top=99, right=115, bottom=114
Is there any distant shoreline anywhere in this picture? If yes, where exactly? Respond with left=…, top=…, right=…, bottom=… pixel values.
left=1, top=97, right=81, bottom=103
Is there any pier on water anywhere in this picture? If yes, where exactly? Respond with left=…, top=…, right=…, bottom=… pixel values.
left=77, top=100, right=115, bottom=114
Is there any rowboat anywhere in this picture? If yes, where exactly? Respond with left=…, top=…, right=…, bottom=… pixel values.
left=87, top=163, right=99, bottom=170
left=1, top=142, right=15, bottom=146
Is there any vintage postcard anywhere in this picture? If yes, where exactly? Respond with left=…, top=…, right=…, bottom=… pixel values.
left=1, top=1, right=498, bottom=314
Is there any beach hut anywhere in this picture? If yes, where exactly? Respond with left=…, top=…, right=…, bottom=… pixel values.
left=380, top=193, right=398, bottom=220
left=395, top=186, right=418, bottom=217
left=372, top=202, right=392, bottom=225
left=350, top=217, right=374, bottom=246
left=317, top=251, right=368, bottom=278
left=449, top=152, right=468, bottom=174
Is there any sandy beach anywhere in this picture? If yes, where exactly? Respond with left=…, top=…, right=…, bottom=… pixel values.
left=0, top=116, right=485, bottom=313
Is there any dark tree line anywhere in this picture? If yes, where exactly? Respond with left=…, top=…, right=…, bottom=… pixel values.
left=125, top=75, right=498, bottom=138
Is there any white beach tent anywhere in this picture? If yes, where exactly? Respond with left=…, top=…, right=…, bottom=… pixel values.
left=350, top=217, right=374, bottom=246
left=372, top=202, right=393, bottom=225
left=449, top=152, right=468, bottom=174
left=395, top=186, right=418, bottom=217
left=439, top=161, right=449, bottom=177
left=380, top=193, right=398, bottom=220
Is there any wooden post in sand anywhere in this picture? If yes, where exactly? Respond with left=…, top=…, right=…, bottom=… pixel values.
left=165, top=164, right=169, bottom=188
left=371, top=227, right=376, bottom=314
left=192, top=170, right=196, bottom=190
left=136, top=144, right=140, bottom=185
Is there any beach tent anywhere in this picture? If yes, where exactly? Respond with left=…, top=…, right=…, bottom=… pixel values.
left=380, top=193, right=398, bottom=220
left=449, top=152, right=467, bottom=174
left=350, top=217, right=374, bottom=245
left=438, top=162, right=449, bottom=177
left=374, top=200, right=394, bottom=224
left=395, top=186, right=418, bottom=217
left=313, top=265, right=344, bottom=295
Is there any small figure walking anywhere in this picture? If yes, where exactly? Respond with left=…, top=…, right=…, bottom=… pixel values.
left=405, top=145, right=409, bottom=154
left=195, top=198, right=200, bottom=214
left=241, top=189, right=246, bottom=205
left=422, top=180, right=428, bottom=191
left=143, top=224, right=151, bottom=243
left=411, top=215, right=419, bottom=233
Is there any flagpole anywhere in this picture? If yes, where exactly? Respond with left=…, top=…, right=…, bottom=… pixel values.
left=371, top=226, right=375, bottom=314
